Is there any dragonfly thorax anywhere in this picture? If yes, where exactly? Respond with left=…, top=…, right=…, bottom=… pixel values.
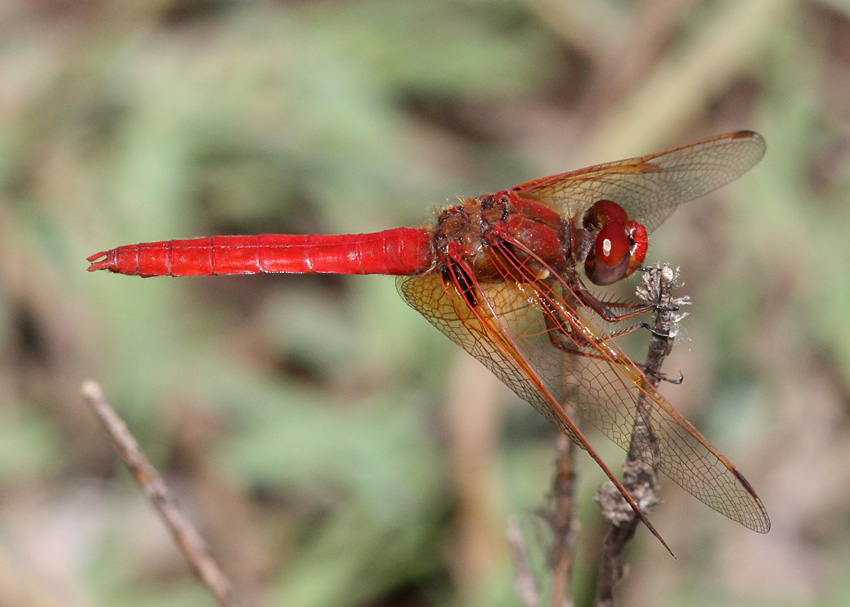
left=434, top=193, right=571, bottom=284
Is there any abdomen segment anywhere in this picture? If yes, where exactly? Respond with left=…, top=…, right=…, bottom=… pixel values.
left=87, top=228, right=434, bottom=277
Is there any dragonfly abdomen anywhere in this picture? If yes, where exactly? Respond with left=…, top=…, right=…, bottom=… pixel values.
left=86, top=228, right=435, bottom=277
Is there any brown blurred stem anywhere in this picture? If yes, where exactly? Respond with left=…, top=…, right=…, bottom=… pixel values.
left=81, top=380, right=243, bottom=607
left=508, top=516, right=542, bottom=607
left=508, top=433, right=576, bottom=607
left=547, top=433, right=578, bottom=606
left=595, top=264, right=686, bottom=607
left=504, top=265, right=686, bottom=607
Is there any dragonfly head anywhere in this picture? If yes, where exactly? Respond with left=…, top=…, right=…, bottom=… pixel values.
left=582, top=200, right=648, bottom=286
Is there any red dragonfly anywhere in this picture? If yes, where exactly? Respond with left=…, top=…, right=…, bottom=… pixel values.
left=88, top=131, right=770, bottom=551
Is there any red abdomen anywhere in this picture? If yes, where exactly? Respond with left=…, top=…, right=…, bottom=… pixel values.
left=87, top=228, right=434, bottom=277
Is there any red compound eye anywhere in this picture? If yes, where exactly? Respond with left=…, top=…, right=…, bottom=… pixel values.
left=625, top=220, right=648, bottom=275
left=585, top=223, right=631, bottom=285
left=592, top=199, right=628, bottom=225
left=583, top=199, right=629, bottom=232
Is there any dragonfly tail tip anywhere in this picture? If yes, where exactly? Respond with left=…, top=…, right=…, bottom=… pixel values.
left=86, top=252, right=110, bottom=272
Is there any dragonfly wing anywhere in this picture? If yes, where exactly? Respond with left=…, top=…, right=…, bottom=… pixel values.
left=517, top=131, right=765, bottom=233
left=526, top=280, right=771, bottom=533
left=396, top=272, right=584, bottom=445
left=398, top=270, right=682, bottom=550
left=397, top=263, right=770, bottom=533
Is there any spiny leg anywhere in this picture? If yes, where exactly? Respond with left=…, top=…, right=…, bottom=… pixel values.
left=539, top=292, right=682, bottom=384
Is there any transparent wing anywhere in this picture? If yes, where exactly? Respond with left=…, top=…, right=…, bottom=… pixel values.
left=514, top=131, right=765, bottom=233
left=397, top=265, right=770, bottom=533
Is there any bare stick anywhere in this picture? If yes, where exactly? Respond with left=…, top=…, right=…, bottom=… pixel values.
left=81, top=380, right=243, bottom=607
left=507, top=517, right=541, bottom=607
left=545, top=434, right=578, bottom=607
left=595, top=264, right=688, bottom=607
left=508, top=433, right=577, bottom=607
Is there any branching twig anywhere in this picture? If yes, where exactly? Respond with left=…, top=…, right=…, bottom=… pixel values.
left=595, top=264, right=689, bottom=607
left=508, top=433, right=577, bottom=607
left=508, top=264, right=688, bottom=606
left=81, top=380, right=242, bottom=607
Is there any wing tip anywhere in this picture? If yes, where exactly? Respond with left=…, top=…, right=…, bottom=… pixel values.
left=733, top=467, right=772, bottom=533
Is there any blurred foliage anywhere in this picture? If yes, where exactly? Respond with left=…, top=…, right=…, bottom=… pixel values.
left=2, top=0, right=850, bottom=606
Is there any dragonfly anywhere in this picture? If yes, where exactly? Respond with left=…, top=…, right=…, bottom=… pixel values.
left=88, top=130, right=771, bottom=552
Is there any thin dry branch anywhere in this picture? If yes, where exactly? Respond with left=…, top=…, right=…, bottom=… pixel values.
left=81, top=380, right=242, bottom=607
left=595, top=264, right=688, bottom=607
left=507, top=517, right=541, bottom=607
left=545, top=434, right=578, bottom=607
left=511, top=266, right=685, bottom=606
left=510, top=435, right=579, bottom=607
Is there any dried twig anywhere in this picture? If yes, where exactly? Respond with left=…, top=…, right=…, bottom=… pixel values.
left=510, top=351, right=582, bottom=607
left=81, top=380, right=242, bottom=607
left=510, top=435, right=578, bottom=607
left=507, top=517, right=541, bottom=607
left=595, top=264, right=688, bottom=607
left=545, top=434, right=578, bottom=607
left=505, top=265, right=688, bottom=606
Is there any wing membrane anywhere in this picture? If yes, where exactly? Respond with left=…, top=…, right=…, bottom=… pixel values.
left=397, top=261, right=770, bottom=533
left=516, top=131, right=765, bottom=233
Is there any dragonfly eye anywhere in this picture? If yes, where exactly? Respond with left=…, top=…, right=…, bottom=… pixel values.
left=585, top=223, right=631, bottom=285
left=625, top=220, right=648, bottom=274
left=583, top=199, right=628, bottom=230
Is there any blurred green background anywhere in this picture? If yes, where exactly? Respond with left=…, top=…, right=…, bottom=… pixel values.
left=2, top=0, right=850, bottom=605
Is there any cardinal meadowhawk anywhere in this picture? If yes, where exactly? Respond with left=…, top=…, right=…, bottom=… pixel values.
left=88, top=131, right=770, bottom=550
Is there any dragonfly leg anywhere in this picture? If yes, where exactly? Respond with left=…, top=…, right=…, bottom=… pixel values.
left=539, top=291, right=647, bottom=351
left=540, top=298, right=635, bottom=365
left=567, top=272, right=674, bottom=323
left=542, top=310, right=590, bottom=353
left=604, top=319, right=683, bottom=384
left=625, top=322, right=675, bottom=339
left=538, top=289, right=683, bottom=388
left=636, top=365, right=683, bottom=385
left=443, top=258, right=479, bottom=308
